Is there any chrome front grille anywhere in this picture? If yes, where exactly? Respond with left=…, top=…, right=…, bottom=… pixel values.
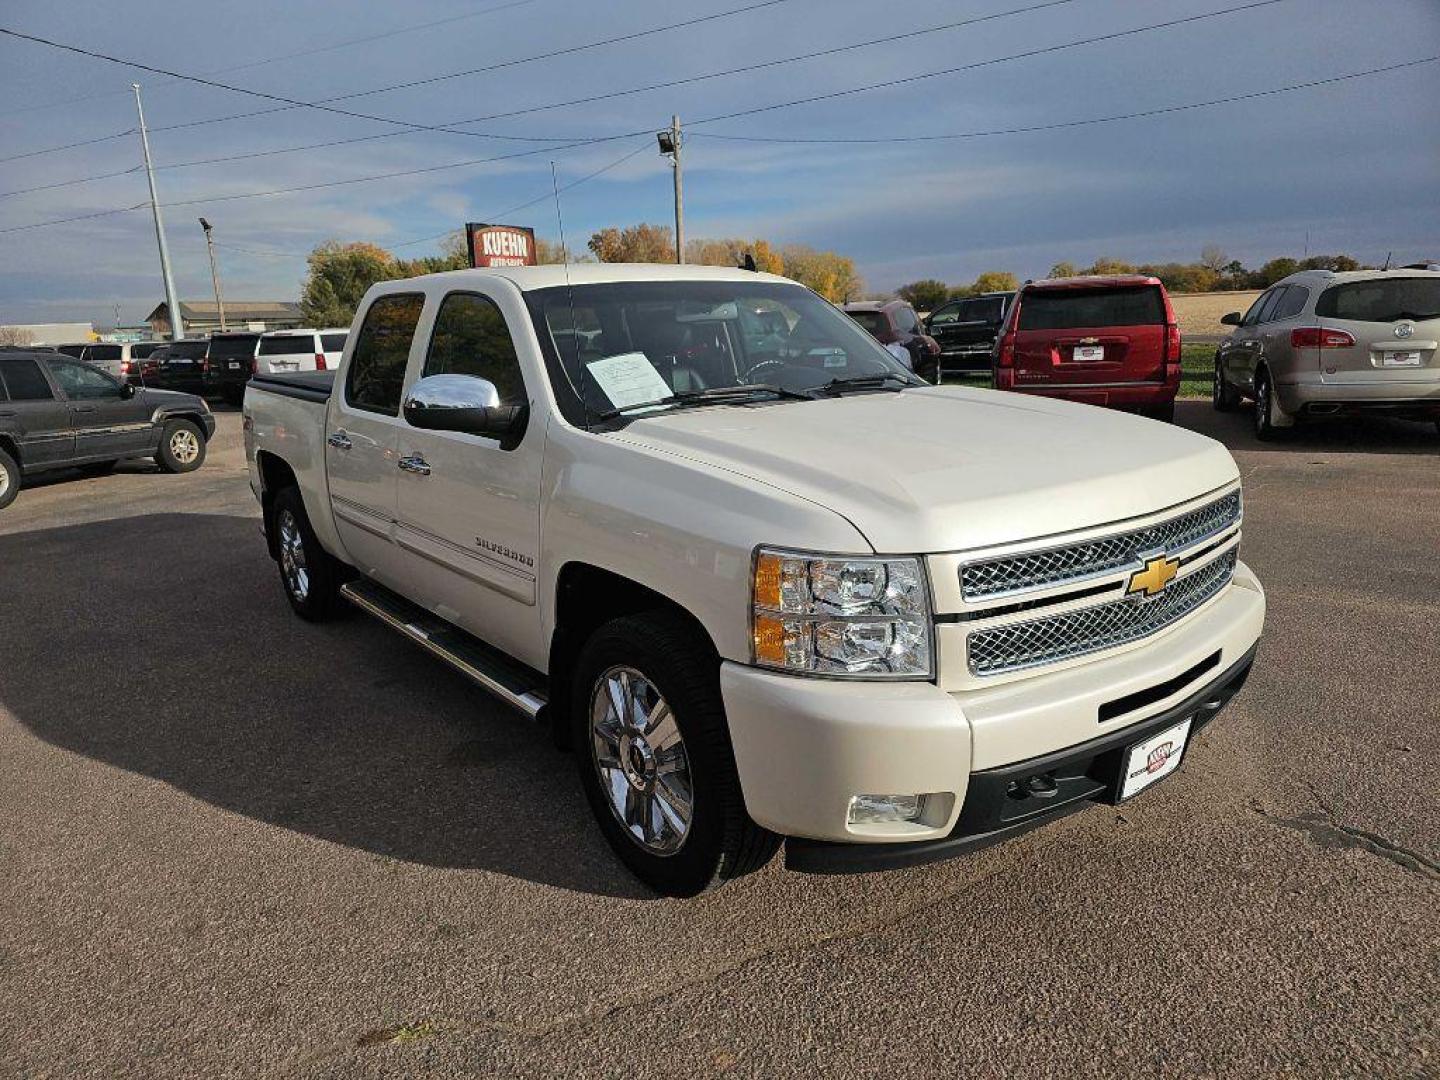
left=967, top=550, right=1238, bottom=676
left=960, top=491, right=1241, bottom=601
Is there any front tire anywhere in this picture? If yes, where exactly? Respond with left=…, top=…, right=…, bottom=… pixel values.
left=156, top=419, right=206, bottom=473
left=270, top=486, right=344, bottom=621
left=0, top=447, right=19, bottom=510
left=572, top=612, right=779, bottom=896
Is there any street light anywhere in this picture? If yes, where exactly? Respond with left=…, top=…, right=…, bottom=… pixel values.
left=657, top=116, right=683, bottom=264
left=198, top=217, right=227, bottom=333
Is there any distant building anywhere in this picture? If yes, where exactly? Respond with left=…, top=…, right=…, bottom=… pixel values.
left=145, top=300, right=303, bottom=336
left=0, top=321, right=94, bottom=346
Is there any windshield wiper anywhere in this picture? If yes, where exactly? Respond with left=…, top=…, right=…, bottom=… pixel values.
left=596, top=383, right=813, bottom=420
left=812, top=372, right=920, bottom=396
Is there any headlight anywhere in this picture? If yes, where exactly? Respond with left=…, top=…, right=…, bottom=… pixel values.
left=751, top=548, right=933, bottom=679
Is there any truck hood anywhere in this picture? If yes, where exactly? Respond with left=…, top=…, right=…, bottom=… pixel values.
left=612, top=387, right=1239, bottom=553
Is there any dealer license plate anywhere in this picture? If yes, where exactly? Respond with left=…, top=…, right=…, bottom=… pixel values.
left=227, top=361, right=242, bottom=370
left=1120, top=718, right=1192, bottom=800
left=1073, top=344, right=1104, bottom=362
left=1382, top=351, right=1422, bottom=367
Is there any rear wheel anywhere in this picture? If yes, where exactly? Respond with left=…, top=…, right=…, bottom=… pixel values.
left=572, top=612, right=779, bottom=896
left=1213, top=358, right=1241, bottom=411
left=156, top=419, right=206, bottom=473
left=1253, top=368, right=1291, bottom=441
left=271, top=486, right=345, bottom=621
left=0, top=447, right=19, bottom=510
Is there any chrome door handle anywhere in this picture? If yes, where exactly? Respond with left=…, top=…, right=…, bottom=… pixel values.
left=398, top=454, right=431, bottom=476
left=327, top=430, right=352, bottom=450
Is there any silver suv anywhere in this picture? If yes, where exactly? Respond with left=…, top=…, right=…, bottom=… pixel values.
left=1213, top=270, right=1440, bottom=439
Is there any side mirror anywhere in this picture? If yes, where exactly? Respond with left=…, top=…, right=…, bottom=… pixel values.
left=119, top=381, right=136, bottom=399
left=403, top=373, right=527, bottom=447
left=1220, top=312, right=1243, bottom=326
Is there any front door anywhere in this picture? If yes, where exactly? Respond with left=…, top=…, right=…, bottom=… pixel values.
left=394, top=288, right=544, bottom=666
left=46, top=358, right=154, bottom=460
left=0, top=355, right=72, bottom=466
left=325, top=292, right=426, bottom=589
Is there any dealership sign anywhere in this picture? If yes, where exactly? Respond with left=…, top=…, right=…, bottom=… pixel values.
left=466, top=223, right=537, bottom=268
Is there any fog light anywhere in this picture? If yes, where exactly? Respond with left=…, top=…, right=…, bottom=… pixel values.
left=847, top=793, right=926, bottom=825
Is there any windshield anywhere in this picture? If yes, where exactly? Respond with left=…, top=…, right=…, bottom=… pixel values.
left=258, top=335, right=313, bottom=356
left=1018, top=286, right=1164, bottom=330
left=525, top=281, right=916, bottom=422
left=1316, top=277, right=1440, bottom=323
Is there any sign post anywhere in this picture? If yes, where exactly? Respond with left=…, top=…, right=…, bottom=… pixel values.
left=465, top=223, right=538, bottom=268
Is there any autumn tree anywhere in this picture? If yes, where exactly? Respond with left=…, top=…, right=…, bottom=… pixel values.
left=1085, top=257, right=1137, bottom=276
left=1048, top=261, right=1080, bottom=279
left=1199, top=245, right=1229, bottom=273
left=896, top=279, right=950, bottom=312
left=300, top=241, right=401, bottom=327
left=588, top=223, right=675, bottom=263
left=779, top=244, right=863, bottom=302
left=0, top=326, right=35, bottom=346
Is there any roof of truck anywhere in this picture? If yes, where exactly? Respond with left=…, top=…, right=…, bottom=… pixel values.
left=400, top=263, right=795, bottom=291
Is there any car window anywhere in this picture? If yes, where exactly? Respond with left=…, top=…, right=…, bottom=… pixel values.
left=321, top=333, right=347, bottom=353
left=346, top=293, right=424, bottom=415
left=1315, top=277, right=1440, bottom=323
left=423, top=292, right=527, bottom=407
left=1255, top=287, right=1287, bottom=325
left=892, top=305, right=919, bottom=332
left=927, top=302, right=961, bottom=326
left=131, top=342, right=160, bottom=359
left=845, top=310, right=887, bottom=335
left=50, top=359, right=122, bottom=400
left=56, top=345, right=86, bottom=358
left=168, top=341, right=209, bottom=361
left=1270, top=286, right=1309, bottom=321
left=85, top=344, right=123, bottom=362
left=973, top=296, right=1007, bottom=324
left=258, top=335, right=313, bottom=356
left=209, top=335, right=260, bottom=360
left=0, top=357, right=54, bottom=401
left=1240, top=290, right=1274, bottom=327
left=1017, top=286, right=1165, bottom=331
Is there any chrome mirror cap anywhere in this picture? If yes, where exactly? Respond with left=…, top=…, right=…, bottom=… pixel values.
left=403, top=373, right=501, bottom=412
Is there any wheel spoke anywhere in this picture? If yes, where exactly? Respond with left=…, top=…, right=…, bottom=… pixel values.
left=605, top=675, right=628, bottom=728
left=646, top=706, right=680, bottom=753
left=655, top=774, right=692, bottom=827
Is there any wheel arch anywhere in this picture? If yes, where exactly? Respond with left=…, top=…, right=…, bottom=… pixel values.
left=0, top=432, right=19, bottom=466
left=255, top=449, right=300, bottom=559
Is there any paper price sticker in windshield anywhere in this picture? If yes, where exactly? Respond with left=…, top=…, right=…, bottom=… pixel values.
left=585, top=352, right=674, bottom=411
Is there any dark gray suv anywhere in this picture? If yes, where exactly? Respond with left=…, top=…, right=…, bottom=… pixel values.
left=0, top=349, right=216, bottom=510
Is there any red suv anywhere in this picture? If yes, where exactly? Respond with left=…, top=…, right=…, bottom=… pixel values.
left=993, top=275, right=1181, bottom=421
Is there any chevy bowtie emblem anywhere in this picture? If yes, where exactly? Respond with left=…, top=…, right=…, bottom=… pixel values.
left=1127, top=554, right=1180, bottom=598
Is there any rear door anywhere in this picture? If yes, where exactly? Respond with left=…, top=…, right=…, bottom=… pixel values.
left=326, top=293, right=425, bottom=588
left=1313, top=276, right=1440, bottom=390
left=1012, top=285, right=1167, bottom=388
left=0, top=356, right=73, bottom=466
left=47, top=358, right=155, bottom=459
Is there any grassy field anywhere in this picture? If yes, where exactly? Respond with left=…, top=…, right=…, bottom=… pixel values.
left=938, top=342, right=1215, bottom=398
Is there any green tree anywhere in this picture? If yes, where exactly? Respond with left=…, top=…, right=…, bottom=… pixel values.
left=972, top=271, right=1019, bottom=294
left=588, top=223, right=675, bottom=263
left=1048, top=261, right=1080, bottom=279
left=300, top=241, right=401, bottom=327
left=896, top=279, right=950, bottom=311
left=1085, top=257, right=1137, bottom=276
left=1254, top=257, right=1300, bottom=286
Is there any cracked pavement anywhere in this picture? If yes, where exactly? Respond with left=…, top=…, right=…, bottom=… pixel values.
left=0, top=402, right=1436, bottom=1078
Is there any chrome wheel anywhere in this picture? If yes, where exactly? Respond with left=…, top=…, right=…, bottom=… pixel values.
left=277, top=508, right=310, bottom=602
left=169, top=427, right=201, bottom=464
left=589, top=665, right=692, bottom=855
left=0, top=461, right=10, bottom=501
left=1255, top=374, right=1271, bottom=437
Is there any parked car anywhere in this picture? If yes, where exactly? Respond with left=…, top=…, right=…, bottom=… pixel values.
left=254, top=328, right=348, bottom=376
left=0, top=348, right=215, bottom=510
left=47, top=342, right=160, bottom=380
left=924, top=291, right=1013, bottom=378
left=993, top=275, right=1181, bottom=422
left=143, top=339, right=210, bottom=395
left=841, top=300, right=941, bottom=378
left=205, top=331, right=262, bottom=404
left=1214, top=269, right=1440, bottom=439
left=244, top=264, right=1263, bottom=896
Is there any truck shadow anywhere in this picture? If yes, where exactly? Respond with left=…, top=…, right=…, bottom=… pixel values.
left=0, top=512, right=651, bottom=899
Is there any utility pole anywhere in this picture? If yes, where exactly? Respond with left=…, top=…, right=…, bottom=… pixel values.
left=132, top=83, right=184, bottom=341
left=657, top=115, right=684, bottom=264
left=198, top=217, right=226, bottom=331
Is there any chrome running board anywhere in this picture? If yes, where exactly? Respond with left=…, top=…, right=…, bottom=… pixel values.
left=340, top=579, right=548, bottom=719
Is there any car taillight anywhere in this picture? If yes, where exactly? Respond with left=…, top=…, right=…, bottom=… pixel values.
left=250, top=356, right=258, bottom=374
left=1165, top=322, right=1181, bottom=363
left=996, top=331, right=1016, bottom=368
left=1291, top=327, right=1356, bottom=349
left=314, top=352, right=326, bottom=370
left=121, top=360, right=132, bottom=374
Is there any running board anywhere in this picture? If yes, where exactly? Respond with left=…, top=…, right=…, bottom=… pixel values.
left=340, top=579, right=548, bottom=719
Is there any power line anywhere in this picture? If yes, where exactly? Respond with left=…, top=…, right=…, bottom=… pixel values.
left=0, top=164, right=141, bottom=199
left=0, top=202, right=148, bottom=235
left=689, top=55, right=1440, bottom=143
left=0, top=128, right=135, bottom=165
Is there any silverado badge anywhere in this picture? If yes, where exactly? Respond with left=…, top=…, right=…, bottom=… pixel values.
left=1127, top=553, right=1180, bottom=598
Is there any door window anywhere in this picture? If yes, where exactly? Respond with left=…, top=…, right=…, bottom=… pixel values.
left=50, top=360, right=122, bottom=400
left=1254, top=287, right=1287, bottom=325
left=1240, top=290, right=1274, bottom=327
left=345, top=293, right=424, bottom=415
left=1270, top=286, right=1309, bottom=321
left=423, top=292, right=527, bottom=406
left=927, top=302, right=961, bottom=326
left=0, top=358, right=54, bottom=401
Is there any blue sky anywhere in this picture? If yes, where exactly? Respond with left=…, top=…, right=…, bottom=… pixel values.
left=1, top=0, right=1437, bottom=325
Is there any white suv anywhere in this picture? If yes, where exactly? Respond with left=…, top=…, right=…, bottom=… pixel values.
left=255, top=328, right=349, bottom=375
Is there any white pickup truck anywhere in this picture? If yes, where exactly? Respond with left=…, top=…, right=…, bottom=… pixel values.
left=244, top=264, right=1265, bottom=896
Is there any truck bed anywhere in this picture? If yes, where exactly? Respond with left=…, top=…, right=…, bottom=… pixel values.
left=248, top=370, right=335, bottom=403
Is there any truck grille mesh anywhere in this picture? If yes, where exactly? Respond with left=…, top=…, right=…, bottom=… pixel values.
left=960, top=491, right=1241, bottom=600
left=967, top=550, right=1238, bottom=676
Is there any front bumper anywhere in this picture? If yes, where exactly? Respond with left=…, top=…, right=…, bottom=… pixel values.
left=721, top=563, right=1264, bottom=866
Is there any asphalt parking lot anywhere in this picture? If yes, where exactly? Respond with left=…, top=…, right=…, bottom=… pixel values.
left=1, top=402, right=1436, bottom=1079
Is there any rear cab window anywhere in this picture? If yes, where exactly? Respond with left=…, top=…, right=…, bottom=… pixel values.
left=1017, top=286, right=1165, bottom=330
left=345, top=294, right=425, bottom=415
left=1316, top=277, right=1440, bottom=323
